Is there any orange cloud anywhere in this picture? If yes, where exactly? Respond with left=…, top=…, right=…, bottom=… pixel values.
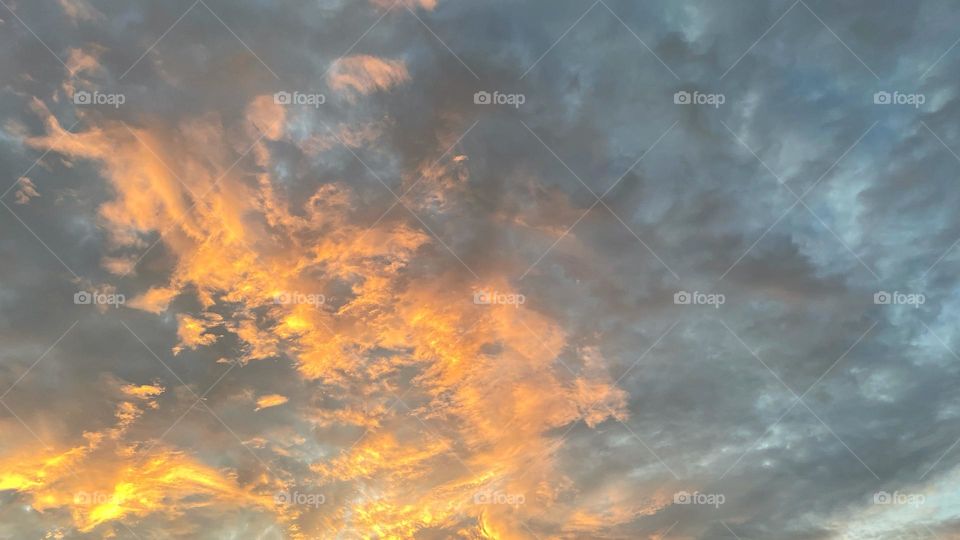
left=65, top=48, right=102, bottom=78
left=327, top=55, right=410, bottom=98
left=255, top=394, right=289, bottom=411
left=13, top=177, right=39, bottom=205
left=21, top=92, right=635, bottom=537
left=2, top=445, right=275, bottom=533
left=120, top=382, right=164, bottom=400
left=0, top=379, right=281, bottom=536
left=245, top=95, right=286, bottom=141
left=127, top=286, right=179, bottom=313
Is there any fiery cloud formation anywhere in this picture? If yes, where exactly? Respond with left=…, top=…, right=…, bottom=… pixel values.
left=18, top=85, right=628, bottom=535
left=0, top=379, right=278, bottom=536
left=3, top=0, right=960, bottom=539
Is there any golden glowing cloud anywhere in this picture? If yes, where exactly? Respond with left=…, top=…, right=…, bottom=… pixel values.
left=0, top=381, right=281, bottom=535
left=255, top=394, right=289, bottom=411
left=17, top=89, right=637, bottom=537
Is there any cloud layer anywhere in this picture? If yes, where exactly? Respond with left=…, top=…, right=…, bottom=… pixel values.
left=1, top=0, right=960, bottom=538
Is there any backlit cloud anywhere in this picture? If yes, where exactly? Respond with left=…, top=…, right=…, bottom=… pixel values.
left=2, top=0, right=960, bottom=538
left=327, top=55, right=411, bottom=98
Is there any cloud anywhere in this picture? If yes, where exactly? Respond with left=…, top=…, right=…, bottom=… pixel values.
left=57, top=0, right=102, bottom=22
left=4, top=0, right=960, bottom=538
left=13, top=177, right=39, bottom=205
left=20, top=86, right=629, bottom=535
left=245, top=95, right=286, bottom=141
left=65, top=48, right=102, bottom=77
left=119, top=382, right=164, bottom=401
left=326, top=55, right=410, bottom=98
left=0, top=379, right=276, bottom=535
left=127, top=286, right=178, bottom=312
left=255, top=394, right=288, bottom=411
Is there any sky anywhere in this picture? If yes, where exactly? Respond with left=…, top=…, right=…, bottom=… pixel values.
left=1, top=0, right=960, bottom=538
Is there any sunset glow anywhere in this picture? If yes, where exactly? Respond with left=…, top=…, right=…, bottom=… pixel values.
left=2, top=0, right=960, bottom=538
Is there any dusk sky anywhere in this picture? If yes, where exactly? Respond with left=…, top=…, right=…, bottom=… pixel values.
left=2, top=0, right=960, bottom=538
